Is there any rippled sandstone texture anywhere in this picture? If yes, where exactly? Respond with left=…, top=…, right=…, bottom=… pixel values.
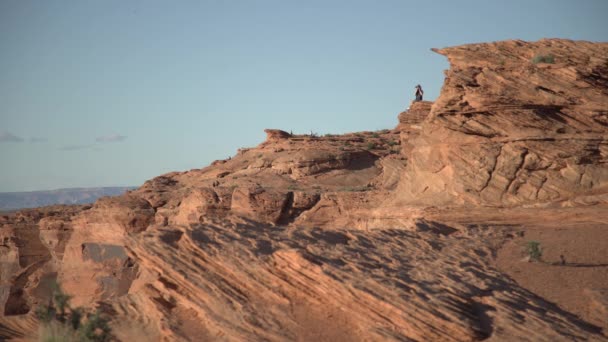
left=1, top=39, right=607, bottom=341
left=395, top=39, right=608, bottom=206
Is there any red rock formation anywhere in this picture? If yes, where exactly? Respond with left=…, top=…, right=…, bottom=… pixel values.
left=395, top=39, right=608, bottom=206
left=264, top=129, right=292, bottom=141
left=1, top=39, right=607, bottom=341
left=397, top=100, right=433, bottom=155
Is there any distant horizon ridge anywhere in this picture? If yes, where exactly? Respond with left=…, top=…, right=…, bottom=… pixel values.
left=0, top=185, right=137, bottom=194
left=0, top=186, right=138, bottom=211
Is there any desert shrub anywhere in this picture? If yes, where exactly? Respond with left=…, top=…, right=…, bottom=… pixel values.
left=371, top=133, right=380, bottom=138
left=525, top=241, right=543, bottom=262
left=78, top=312, right=112, bottom=342
left=387, top=140, right=398, bottom=146
left=38, top=322, right=80, bottom=342
left=366, top=142, right=377, bottom=150
left=36, top=283, right=112, bottom=342
left=532, top=54, right=555, bottom=64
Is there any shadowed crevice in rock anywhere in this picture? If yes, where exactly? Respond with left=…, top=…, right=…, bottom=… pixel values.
left=470, top=298, right=495, bottom=340
left=82, top=243, right=128, bottom=263
left=276, top=191, right=295, bottom=226
left=159, top=230, right=184, bottom=248
left=344, top=151, right=378, bottom=171
left=3, top=224, right=51, bottom=316
left=415, top=219, right=459, bottom=236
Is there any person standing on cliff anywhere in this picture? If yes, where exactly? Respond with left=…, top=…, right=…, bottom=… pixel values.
left=414, top=84, right=424, bottom=102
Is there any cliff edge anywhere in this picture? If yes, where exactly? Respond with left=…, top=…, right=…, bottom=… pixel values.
left=395, top=39, right=608, bottom=206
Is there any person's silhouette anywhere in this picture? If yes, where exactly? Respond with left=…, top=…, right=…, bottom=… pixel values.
left=414, top=84, right=424, bottom=102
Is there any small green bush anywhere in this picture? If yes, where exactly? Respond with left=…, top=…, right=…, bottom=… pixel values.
left=371, top=133, right=380, bottom=138
left=525, top=241, right=543, bottom=262
left=366, top=142, right=377, bottom=150
left=532, top=54, right=555, bottom=64
left=36, top=283, right=112, bottom=342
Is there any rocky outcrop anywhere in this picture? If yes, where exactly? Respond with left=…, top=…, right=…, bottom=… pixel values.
left=88, top=195, right=155, bottom=234
left=51, top=196, right=151, bottom=307
left=395, top=39, right=608, bottom=206
left=230, top=186, right=290, bottom=224
left=398, top=101, right=433, bottom=127
left=0, top=206, right=84, bottom=316
left=397, top=101, right=433, bottom=156
left=171, top=187, right=232, bottom=226
left=264, top=129, right=292, bottom=141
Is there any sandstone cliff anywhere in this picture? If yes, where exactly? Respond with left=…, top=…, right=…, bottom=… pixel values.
left=395, top=39, right=608, bottom=206
left=1, top=39, right=607, bottom=341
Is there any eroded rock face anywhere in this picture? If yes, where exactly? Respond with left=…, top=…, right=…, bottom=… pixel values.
left=171, top=187, right=231, bottom=226
left=0, top=206, right=84, bottom=316
left=397, top=101, right=433, bottom=156
left=396, top=39, right=608, bottom=206
left=230, top=186, right=290, bottom=224
left=54, top=196, right=153, bottom=307
left=88, top=195, right=155, bottom=234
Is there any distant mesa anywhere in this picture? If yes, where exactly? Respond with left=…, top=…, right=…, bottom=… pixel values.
left=0, top=187, right=136, bottom=211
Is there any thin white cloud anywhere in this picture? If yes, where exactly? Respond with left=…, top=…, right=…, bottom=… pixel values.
left=30, top=137, right=48, bottom=143
left=0, top=131, right=24, bottom=143
left=60, top=144, right=94, bottom=151
left=96, top=134, right=127, bottom=143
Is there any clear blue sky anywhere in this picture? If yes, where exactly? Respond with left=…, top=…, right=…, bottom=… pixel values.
left=1, top=0, right=606, bottom=191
